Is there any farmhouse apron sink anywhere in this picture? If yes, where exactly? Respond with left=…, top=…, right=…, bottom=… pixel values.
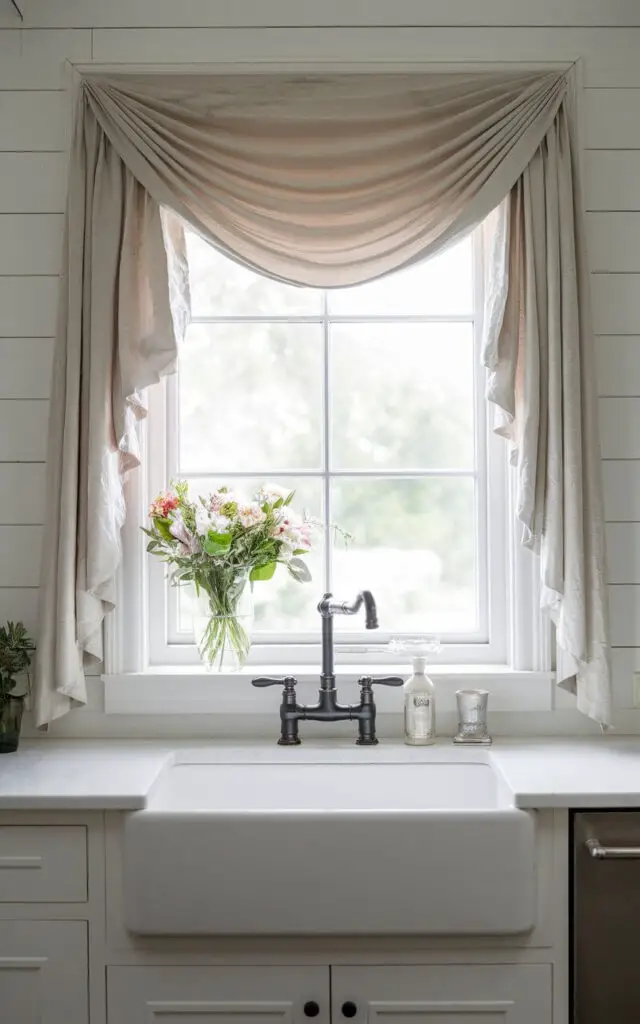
left=123, top=755, right=536, bottom=936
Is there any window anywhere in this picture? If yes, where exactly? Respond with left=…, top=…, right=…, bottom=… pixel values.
left=123, top=226, right=512, bottom=670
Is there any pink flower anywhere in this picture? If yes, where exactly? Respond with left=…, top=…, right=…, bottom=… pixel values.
left=149, top=492, right=179, bottom=519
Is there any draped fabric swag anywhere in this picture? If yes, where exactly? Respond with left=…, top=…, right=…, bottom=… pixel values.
left=35, top=69, right=611, bottom=727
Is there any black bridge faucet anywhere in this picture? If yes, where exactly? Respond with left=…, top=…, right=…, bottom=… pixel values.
left=252, top=591, right=404, bottom=745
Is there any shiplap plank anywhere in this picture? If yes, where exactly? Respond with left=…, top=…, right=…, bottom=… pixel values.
left=587, top=214, right=640, bottom=273
left=610, top=647, right=640, bottom=709
left=2, top=1, right=640, bottom=29
left=603, top=462, right=640, bottom=522
left=0, top=400, right=49, bottom=461
left=610, top=585, right=640, bottom=647
left=606, top=524, right=640, bottom=584
left=596, top=337, right=640, bottom=396
left=0, top=465, right=45, bottom=524
left=0, top=215, right=63, bottom=275
left=600, top=398, right=640, bottom=459
left=0, top=277, right=58, bottom=336
left=0, top=588, right=38, bottom=634
left=591, top=276, right=640, bottom=336
left=585, top=90, right=640, bottom=150
left=0, top=92, right=69, bottom=152
left=0, top=339, right=53, bottom=399
left=585, top=152, right=640, bottom=212
left=0, top=153, right=66, bottom=213
left=0, top=29, right=90, bottom=89
left=90, top=27, right=640, bottom=86
left=0, top=526, right=41, bottom=587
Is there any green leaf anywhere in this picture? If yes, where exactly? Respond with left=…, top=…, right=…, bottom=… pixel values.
left=250, top=561, right=277, bottom=582
left=203, top=532, right=231, bottom=555
left=155, top=517, right=174, bottom=543
left=284, top=490, right=296, bottom=506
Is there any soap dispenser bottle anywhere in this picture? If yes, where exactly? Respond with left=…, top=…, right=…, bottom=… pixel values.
left=403, top=655, right=436, bottom=745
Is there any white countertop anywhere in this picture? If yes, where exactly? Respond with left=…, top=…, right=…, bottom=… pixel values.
left=1, top=736, right=640, bottom=810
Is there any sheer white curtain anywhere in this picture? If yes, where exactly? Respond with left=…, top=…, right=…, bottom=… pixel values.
left=35, top=68, right=611, bottom=727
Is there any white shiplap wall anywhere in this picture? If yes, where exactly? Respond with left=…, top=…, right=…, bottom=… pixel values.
left=1, top=0, right=639, bottom=735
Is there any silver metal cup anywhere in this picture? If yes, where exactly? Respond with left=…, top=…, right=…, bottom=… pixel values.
left=453, top=688, right=492, bottom=745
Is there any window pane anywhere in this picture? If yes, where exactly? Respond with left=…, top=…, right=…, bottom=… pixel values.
left=331, top=477, right=478, bottom=635
left=178, top=322, right=323, bottom=473
left=176, top=476, right=324, bottom=635
left=186, top=230, right=322, bottom=316
left=330, top=323, right=475, bottom=470
left=327, top=238, right=473, bottom=316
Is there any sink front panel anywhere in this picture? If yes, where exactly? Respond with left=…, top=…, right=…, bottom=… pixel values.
left=124, top=760, right=536, bottom=936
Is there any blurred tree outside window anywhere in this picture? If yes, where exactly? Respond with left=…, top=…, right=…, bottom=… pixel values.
left=171, top=229, right=482, bottom=642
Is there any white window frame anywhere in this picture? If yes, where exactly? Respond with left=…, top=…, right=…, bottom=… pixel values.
left=107, top=230, right=550, bottom=685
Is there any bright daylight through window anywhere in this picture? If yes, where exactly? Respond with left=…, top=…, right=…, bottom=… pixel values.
left=143, top=226, right=507, bottom=664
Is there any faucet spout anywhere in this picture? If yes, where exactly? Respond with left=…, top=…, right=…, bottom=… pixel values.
left=317, top=591, right=378, bottom=684
left=317, top=590, right=378, bottom=629
left=361, top=590, right=379, bottom=630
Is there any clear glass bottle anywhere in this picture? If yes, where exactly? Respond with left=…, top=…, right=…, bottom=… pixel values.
left=403, top=655, right=436, bottom=745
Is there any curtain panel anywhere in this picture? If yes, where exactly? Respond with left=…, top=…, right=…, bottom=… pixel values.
left=35, top=68, right=611, bottom=727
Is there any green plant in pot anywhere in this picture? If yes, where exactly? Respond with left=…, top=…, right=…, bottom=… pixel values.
left=0, top=622, right=35, bottom=754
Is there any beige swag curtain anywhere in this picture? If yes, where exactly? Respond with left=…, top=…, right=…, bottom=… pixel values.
left=36, top=69, right=611, bottom=727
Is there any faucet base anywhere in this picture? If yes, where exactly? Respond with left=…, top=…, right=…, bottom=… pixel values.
left=356, top=736, right=379, bottom=746
left=277, top=735, right=301, bottom=746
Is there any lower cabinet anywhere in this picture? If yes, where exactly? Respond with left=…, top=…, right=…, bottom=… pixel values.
left=108, top=966, right=331, bottom=1024
left=108, top=963, right=551, bottom=1024
left=0, top=920, right=88, bottom=1024
left=332, top=965, right=552, bottom=1023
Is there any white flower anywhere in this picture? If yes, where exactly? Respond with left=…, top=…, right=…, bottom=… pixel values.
left=211, top=514, right=231, bottom=534
left=237, top=503, right=266, bottom=529
left=259, top=484, right=292, bottom=505
left=169, top=511, right=200, bottom=555
left=195, top=508, right=231, bottom=537
left=195, top=506, right=214, bottom=537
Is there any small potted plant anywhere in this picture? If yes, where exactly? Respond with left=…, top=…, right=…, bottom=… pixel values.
left=0, top=621, right=35, bottom=753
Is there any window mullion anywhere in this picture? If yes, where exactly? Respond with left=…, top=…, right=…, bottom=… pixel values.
left=322, top=289, right=332, bottom=595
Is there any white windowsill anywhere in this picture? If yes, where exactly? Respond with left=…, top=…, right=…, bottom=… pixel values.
left=102, top=666, right=555, bottom=715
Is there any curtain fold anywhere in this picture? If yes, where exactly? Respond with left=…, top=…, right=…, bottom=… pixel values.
left=35, top=91, right=188, bottom=725
left=80, top=71, right=566, bottom=287
left=483, top=101, right=610, bottom=725
left=35, top=67, right=612, bottom=727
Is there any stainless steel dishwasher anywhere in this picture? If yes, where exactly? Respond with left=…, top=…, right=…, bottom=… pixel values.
left=573, top=812, right=640, bottom=1022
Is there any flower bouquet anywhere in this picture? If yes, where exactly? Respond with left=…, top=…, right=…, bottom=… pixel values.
left=145, top=482, right=313, bottom=671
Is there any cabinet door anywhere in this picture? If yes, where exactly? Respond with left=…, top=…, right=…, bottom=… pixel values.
left=0, top=920, right=88, bottom=1024
left=108, top=966, right=330, bottom=1024
left=332, top=965, right=551, bottom=1024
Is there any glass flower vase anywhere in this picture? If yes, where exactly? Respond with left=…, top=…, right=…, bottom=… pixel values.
left=192, top=570, right=254, bottom=672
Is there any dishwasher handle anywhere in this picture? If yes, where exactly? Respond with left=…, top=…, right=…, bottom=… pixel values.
left=585, top=837, right=640, bottom=859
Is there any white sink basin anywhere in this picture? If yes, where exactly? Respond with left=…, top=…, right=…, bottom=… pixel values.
left=124, top=755, right=536, bottom=936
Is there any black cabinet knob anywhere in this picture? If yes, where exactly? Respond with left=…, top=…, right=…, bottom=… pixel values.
left=342, top=1002, right=358, bottom=1018
left=304, top=1002, right=320, bottom=1018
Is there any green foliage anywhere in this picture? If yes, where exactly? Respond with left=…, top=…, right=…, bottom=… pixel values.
left=250, top=561, right=277, bottom=582
left=0, top=621, right=35, bottom=705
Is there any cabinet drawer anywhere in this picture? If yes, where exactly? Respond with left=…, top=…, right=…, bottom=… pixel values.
left=108, top=966, right=330, bottom=1024
left=0, top=920, right=88, bottom=1023
left=0, top=826, right=87, bottom=902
